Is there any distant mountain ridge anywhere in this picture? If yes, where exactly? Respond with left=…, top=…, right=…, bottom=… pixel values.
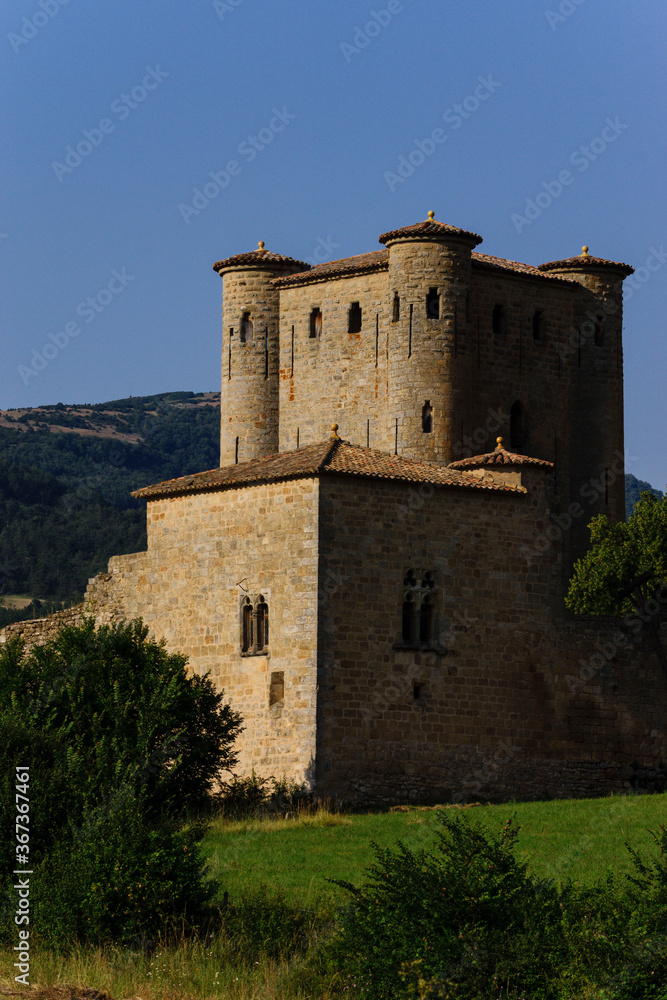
left=0, top=392, right=662, bottom=625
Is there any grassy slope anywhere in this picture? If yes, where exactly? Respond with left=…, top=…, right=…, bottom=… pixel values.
left=202, top=792, right=667, bottom=908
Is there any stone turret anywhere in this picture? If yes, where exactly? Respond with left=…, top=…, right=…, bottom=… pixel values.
left=213, top=243, right=310, bottom=466
left=379, top=213, right=482, bottom=463
left=538, top=248, right=634, bottom=557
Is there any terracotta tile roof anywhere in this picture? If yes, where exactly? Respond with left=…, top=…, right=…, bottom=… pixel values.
left=449, top=441, right=554, bottom=471
left=538, top=253, right=634, bottom=276
left=132, top=437, right=527, bottom=500
left=379, top=218, right=483, bottom=247
left=471, top=252, right=578, bottom=285
left=272, top=250, right=389, bottom=287
left=213, top=245, right=311, bottom=275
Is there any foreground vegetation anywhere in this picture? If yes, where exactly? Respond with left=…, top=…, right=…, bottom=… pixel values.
left=1, top=793, right=667, bottom=999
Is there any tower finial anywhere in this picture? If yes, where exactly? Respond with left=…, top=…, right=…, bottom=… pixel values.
left=581, top=245, right=589, bottom=256
left=257, top=241, right=265, bottom=251
left=427, top=210, right=435, bottom=221
left=495, top=436, right=504, bottom=451
left=331, top=423, right=339, bottom=438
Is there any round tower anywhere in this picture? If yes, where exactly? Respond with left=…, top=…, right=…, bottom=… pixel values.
left=213, top=243, right=310, bottom=466
left=538, top=247, right=634, bottom=561
left=379, top=212, right=482, bottom=464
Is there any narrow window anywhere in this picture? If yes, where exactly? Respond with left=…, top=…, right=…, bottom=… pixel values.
left=413, top=682, right=426, bottom=704
left=242, top=598, right=253, bottom=652
left=264, top=327, right=269, bottom=378
left=269, top=670, right=284, bottom=706
left=348, top=301, right=362, bottom=334
left=426, top=287, right=440, bottom=319
left=240, top=312, right=254, bottom=343
left=256, top=598, right=269, bottom=649
left=402, top=595, right=415, bottom=643
left=422, top=400, right=433, bottom=433
left=492, top=304, right=504, bottom=338
left=532, top=310, right=543, bottom=342
left=235, top=436, right=239, bottom=464
left=375, top=314, right=379, bottom=366
left=291, top=325, right=294, bottom=376
left=510, top=401, right=525, bottom=452
left=394, top=417, right=398, bottom=455
left=228, top=329, right=232, bottom=380
left=408, top=303, right=413, bottom=357
left=309, top=307, right=322, bottom=338
left=392, top=292, right=400, bottom=323
left=594, top=315, right=604, bottom=346
left=366, top=418, right=370, bottom=447
left=419, top=596, right=432, bottom=644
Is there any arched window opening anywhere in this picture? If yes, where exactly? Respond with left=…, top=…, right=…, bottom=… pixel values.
left=400, top=569, right=438, bottom=649
left=422, top=400, right=433, bottom=434
left=419, top=596, right=433, bottom=644
left=256, top=598, right=269, bottom=650
left=594, top=315, right=604, bottom=346
left=492, top=304, right=505, bottom=339
left=240, top=312, right=254, bottom=343
left=309, top=307, right=322, bottom=338
left=510, top=401, right=525, bottom=452
left=402, top=595, right=415, bottom=643
left=392, top=292, right=400, bottom=323
left=242, top=598, right=253, bottom=652
left=348, top=301, right=362, bottom=333
left=426, top=287, right=440, bottom=319
left=532, top=310, right=543, bottom=341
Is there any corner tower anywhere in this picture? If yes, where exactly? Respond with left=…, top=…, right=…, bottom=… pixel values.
left=213, top=243, right=310, bottom=466
left=538, top=247, right=634, bottom=560
left=379, top=213, right=482, bottom=464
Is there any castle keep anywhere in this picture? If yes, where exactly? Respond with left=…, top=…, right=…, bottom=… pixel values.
left=4, top=214, right=666, bottom=803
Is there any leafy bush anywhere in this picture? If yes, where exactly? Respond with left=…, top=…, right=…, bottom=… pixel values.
left=0, top=617, right=243, bottom=821
left=326, top=815, right=567, bottom=999
left=0, top=618, right=242, bottom=946
left=31, top=787, right=217, bottom=947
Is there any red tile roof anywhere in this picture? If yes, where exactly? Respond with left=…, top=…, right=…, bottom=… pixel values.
left=538, top=254, right=634, bottom=276
left=273, top=250, right=389, bottom=287
left=132, top=437, right=528, bottom=500
left=379, top=219, right=483, bottom=246
left=213, top=246, right=311, bottom=275
left=471, top=252, right=578, bottom=285
left=449, top=442, right=554, bottom=470
left=272, top=248, right=577, bottom=289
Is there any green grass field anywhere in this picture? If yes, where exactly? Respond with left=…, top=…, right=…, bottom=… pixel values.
left=202, top=792, right=667, bottom=908
left=3, top=792, right=666, bottom=1000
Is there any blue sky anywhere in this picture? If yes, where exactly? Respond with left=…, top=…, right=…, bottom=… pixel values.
left=1, top=0, right=665, bottom=487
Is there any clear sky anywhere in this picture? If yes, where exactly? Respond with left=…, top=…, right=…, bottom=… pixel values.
left=2, top=0, right=665, bottom=487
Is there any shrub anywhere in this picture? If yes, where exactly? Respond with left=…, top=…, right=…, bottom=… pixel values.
left=0, top=617, right=243, bottom=821
left=30, top=788, right=218, bottom=947
left=326, top=814, right=567, bottom=999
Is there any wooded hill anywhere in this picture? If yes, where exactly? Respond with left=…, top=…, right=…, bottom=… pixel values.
left=0, top=392, right=662, bottom=626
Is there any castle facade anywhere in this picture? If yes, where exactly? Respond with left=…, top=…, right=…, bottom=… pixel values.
left=4, top=215, right=666, bottom=803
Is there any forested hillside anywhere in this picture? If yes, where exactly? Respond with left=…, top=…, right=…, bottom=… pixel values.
left=0, top=392, right=662, bottom=627
left=0, top=392, right=219, bottom=623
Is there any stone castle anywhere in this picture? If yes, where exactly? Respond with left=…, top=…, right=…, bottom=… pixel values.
left=3, top=213, right=666, bottom=803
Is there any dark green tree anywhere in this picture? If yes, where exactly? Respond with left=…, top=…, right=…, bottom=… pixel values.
left=566, top=492, right=667, bottom=674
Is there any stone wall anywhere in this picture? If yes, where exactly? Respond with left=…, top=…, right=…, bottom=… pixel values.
left=314, top=473, right=667, bottom=804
